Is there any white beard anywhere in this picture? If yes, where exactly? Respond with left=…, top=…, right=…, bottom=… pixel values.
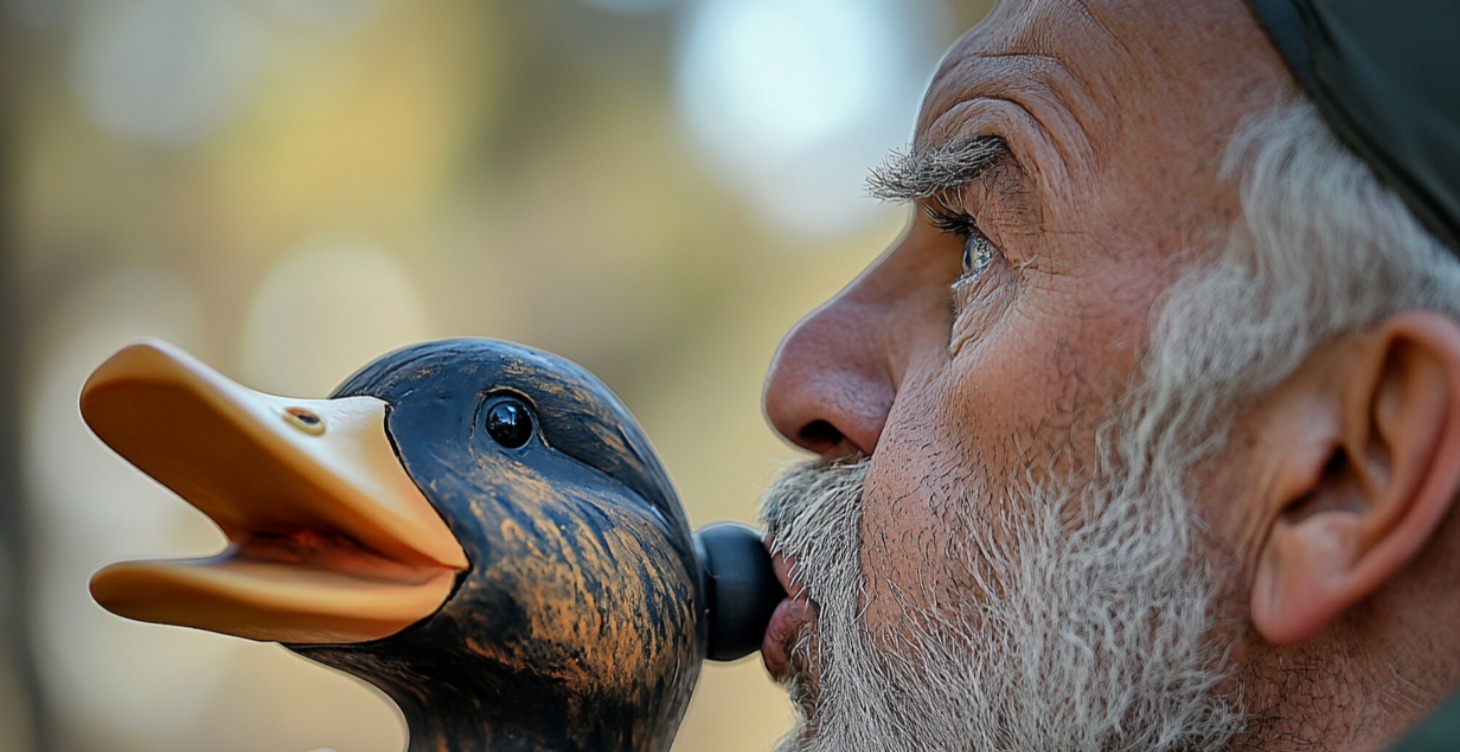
left=759, top=425, right=1247, bottom=751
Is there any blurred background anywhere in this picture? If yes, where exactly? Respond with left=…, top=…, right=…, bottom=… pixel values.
left=0, top=0, right=993, bottom=749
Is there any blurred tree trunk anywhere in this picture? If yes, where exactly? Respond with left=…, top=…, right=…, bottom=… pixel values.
left=0, top=16, right=50, bottom=750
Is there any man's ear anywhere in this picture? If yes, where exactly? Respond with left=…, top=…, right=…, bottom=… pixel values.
left=1251, top=312, right=1460, bottom=644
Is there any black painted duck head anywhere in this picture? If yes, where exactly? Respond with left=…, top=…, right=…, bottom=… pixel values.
left=82, top=338, right=758, bottom=752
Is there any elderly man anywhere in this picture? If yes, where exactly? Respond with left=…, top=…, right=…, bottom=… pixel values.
left=756, top=1, right=1460, bottom=750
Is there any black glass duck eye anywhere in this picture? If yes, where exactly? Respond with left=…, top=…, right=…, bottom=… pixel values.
left=485, top=399, right=534, bottom=449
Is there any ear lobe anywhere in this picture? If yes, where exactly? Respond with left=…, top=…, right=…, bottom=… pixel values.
left=1251, top=313, right=1460, bottom=645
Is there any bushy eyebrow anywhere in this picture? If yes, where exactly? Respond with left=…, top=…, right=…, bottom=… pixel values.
left=866, top=135, right=1010, bottom=202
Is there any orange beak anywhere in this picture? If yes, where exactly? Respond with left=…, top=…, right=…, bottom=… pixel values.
left=82, top=340, right=468, bottom=645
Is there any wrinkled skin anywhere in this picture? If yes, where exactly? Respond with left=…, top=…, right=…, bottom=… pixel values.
left=760, top=1, right=1460, bottom=750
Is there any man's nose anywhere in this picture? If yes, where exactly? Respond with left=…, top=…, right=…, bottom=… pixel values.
left=762, top=287, right=896, bottom=459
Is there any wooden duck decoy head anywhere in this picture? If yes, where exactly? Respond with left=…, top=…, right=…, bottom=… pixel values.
left=82, top=338, right=781, bottom=752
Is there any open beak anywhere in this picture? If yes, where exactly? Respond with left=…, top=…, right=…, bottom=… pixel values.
left=82, top=340, right=468, bottom=645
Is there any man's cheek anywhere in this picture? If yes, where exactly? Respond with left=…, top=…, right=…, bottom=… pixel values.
left=856, top=427, right=982, bottom=640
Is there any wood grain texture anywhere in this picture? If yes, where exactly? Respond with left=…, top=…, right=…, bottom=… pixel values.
left=294, top=339, right=707, bottom=752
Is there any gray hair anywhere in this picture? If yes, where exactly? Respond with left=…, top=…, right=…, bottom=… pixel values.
left=1125, top=99, right=1460, bottom=495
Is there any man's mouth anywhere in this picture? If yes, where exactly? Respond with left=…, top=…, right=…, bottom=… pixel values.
left=761, top=547, right=813, bottom=682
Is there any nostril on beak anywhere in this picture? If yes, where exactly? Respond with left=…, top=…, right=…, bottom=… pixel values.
left=797, top=420, right=843, bottom=455
left=283, top=407, right=326, bottom=436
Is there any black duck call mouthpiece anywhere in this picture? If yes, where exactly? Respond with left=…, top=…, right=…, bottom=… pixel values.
left=694, top=522, right=787, bottom=661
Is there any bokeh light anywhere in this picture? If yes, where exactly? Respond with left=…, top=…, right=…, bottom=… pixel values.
left=239, top=236, right=432, bottom=396
left=673, top=0, right=951, bottom=236
left=4, top=1, right=995, bottom=749
left=70, top=0, right=264, bottom=145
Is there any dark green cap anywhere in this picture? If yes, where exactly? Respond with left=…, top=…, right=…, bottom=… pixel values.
left=1247, top=0, right=1460, bottom=252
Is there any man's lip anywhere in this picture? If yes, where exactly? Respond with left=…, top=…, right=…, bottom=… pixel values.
left=762, top=545, right=811, bottom=680
left=762, top=598, right=808, bottom=681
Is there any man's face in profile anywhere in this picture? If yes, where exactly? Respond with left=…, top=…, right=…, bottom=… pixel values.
left=757, top=1, right=1297, bottom=749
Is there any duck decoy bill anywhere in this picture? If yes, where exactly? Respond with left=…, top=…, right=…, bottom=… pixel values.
left=82, top=340, right=469, bottom=644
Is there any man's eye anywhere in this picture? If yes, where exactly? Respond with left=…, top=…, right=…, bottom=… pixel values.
left=961, top=231, right=996, bottom=279
left=924, top=204, right=998, bottom=281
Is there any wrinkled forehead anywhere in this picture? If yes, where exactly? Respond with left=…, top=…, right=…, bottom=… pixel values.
left=918, top=0, right=1285, bottom=148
